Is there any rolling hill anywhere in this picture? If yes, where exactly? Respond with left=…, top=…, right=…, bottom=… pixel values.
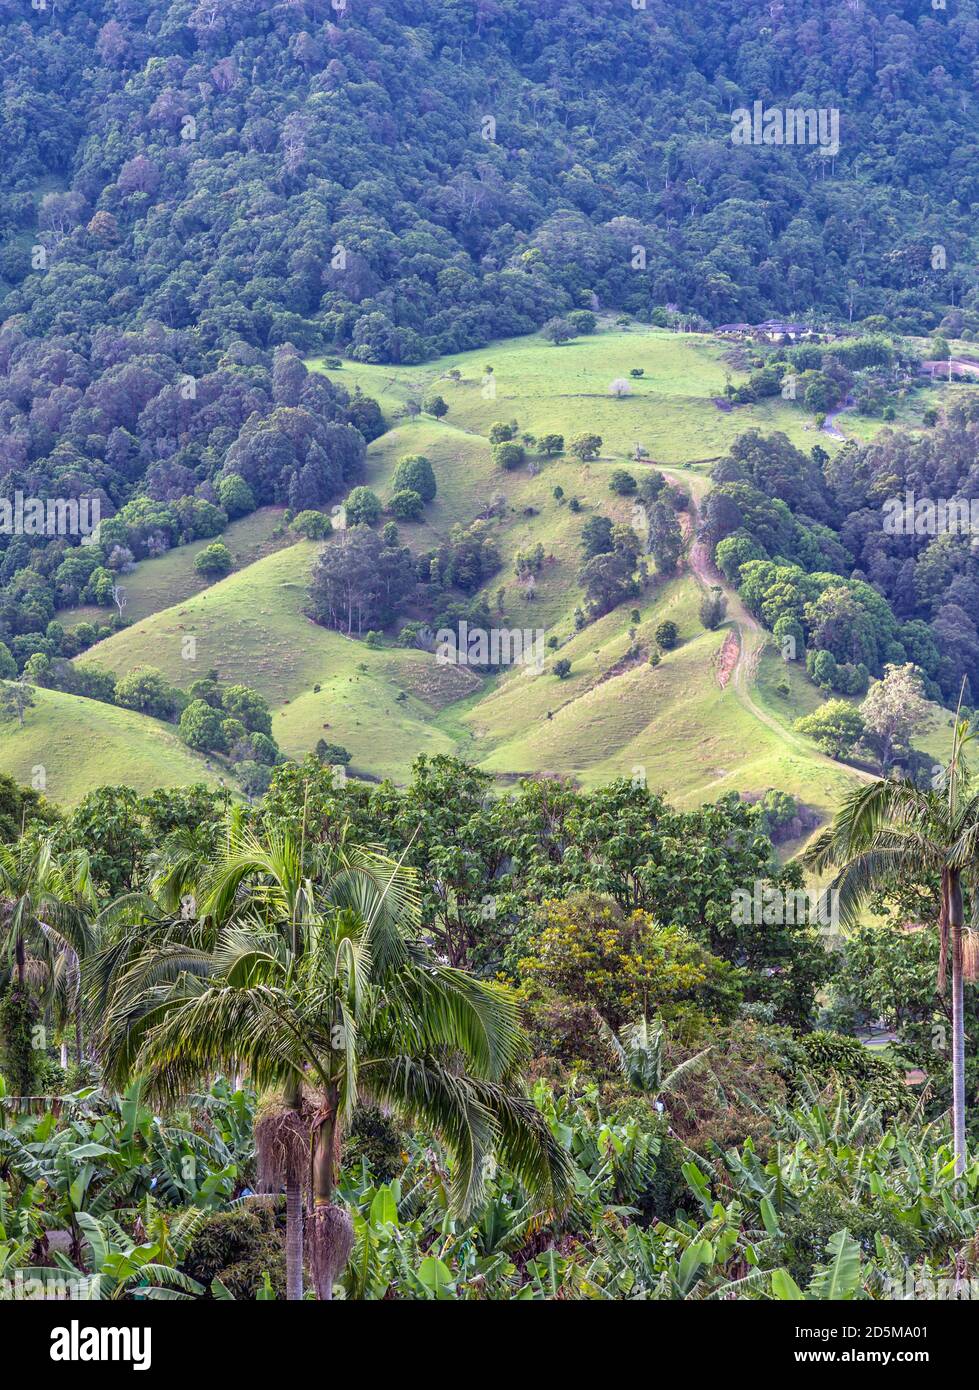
left=1, top=324, right=955, bottom=825
left=0, top=686, right=223, bottom=805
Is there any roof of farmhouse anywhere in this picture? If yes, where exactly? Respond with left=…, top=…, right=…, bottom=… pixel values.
left=714, top=320, right=811, bottom=333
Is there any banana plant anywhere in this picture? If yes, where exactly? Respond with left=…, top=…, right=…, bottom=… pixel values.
left=771, top=1228, right=864, bottom=1300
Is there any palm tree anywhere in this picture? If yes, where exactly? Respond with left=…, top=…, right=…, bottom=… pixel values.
left=0, top=840, right=96, bottom=1073
left=96, top=820, right=571, bottom=1300
left=40, top=848, right=97, bottom=1066
left=805, top=718, right=979, bottom=1177
left=91, top=814, right=338, bottom=1302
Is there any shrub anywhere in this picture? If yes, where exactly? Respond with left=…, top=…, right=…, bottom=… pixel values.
left=290, top=510, right=332, bottom=539
left=315, top=740, right=351, bottom=765
left=655, top=620, right=679, bottom=650
left=345, top=1105, right=408, bottom=1183
left=194, top=542, right=233, bottom=577
left=609, top=469, right=637, bottom=496
left=344, top=486, right=382, bottom=527
left=794, top=1030, right=911, bottom=1118
left=699, top=586, right=727, bottom=630
left=181, top=1202, right=286, bottom=1300
left=388, top=488, right=424, bottom=521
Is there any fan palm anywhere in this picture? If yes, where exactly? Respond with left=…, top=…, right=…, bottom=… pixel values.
left=96, top=820, right=571, bottom=1301
left=805, top=717, right=979, bottom=1177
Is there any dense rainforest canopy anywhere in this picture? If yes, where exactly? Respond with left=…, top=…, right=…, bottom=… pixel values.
left=3, top=0, right=979, bottom=693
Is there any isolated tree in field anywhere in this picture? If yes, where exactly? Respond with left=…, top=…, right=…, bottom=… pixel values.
left=794, top=700, right=865, bottom=758
left=423, top=394, right=447, bottom=419
left=493, top=441, right=525, bottom=471
left=391, top=453, right=436, bottom=503
left=194, top=541, right=233, bottom=577
left=542, top=317, right=575, bottom=346
left=609, top=378, right=631, bottom=397
left=0, top=678, right=35, bottom=727
left=290, top=510, right=332, bottom=540
left=655, top=621, right=678, bottom=650
left=569, top=433, right=602, bottom=461
left=860, top=663, right=931, bottom=772
left=805, top=720, right=979, bottom=1178
left=554, top=659, right=571, bottom=679
left=699, top=585, right=728, bottom=630
left=538, top=433, right=564, bottom=455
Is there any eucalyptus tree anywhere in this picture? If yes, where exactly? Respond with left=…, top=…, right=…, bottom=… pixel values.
left=805, top=719, right=979, bottom=1177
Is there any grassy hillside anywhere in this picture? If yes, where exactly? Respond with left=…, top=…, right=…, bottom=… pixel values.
left=76, top=540, right=477, bottom=779
left=0, top=687, right=223, bottom=805
left=50, top=324, right=951, bottom=811
left=311, top=326, right=933, bottom=463
left=77, top=542, right=322, bottom=705
left=57, top=508, right=289, bottom=629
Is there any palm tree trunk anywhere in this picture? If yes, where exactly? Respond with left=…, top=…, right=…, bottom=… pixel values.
left=282, top=1076, right=304, bottom=1302
left=74, top=1004, right=83, bottom=1066
left=285, top=1179, right=304, bottom=1302
left=950, top=874, right=967, bottom=1180
left=308, top=1093, right=353, bottom=1301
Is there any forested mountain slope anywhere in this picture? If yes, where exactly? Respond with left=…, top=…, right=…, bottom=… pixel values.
left=3, top=0, right=979, bottom=363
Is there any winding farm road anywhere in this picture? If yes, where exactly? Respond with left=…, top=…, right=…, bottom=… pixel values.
left=659, top=467, right=874, bottom=784
left=821, top=407, right=849, bottom=441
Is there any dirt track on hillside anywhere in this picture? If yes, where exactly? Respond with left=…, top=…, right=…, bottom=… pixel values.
left=659, top=468, right=874, bottom=783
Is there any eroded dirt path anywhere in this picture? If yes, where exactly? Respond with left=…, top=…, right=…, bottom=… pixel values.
left=659, top=467, right=874, bottom=782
